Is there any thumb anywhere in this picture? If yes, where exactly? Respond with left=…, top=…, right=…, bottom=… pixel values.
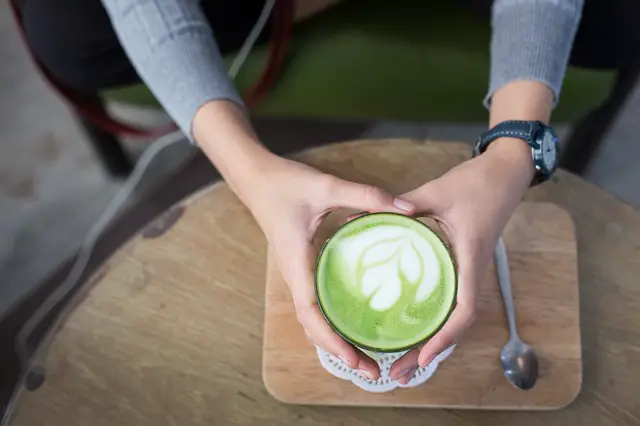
left=397, top=182, right=444, bottom=216
left=331, top=181, right=415, bottom=214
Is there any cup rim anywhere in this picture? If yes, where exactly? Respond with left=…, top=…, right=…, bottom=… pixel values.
left=314, top=212, right=458, bottom=353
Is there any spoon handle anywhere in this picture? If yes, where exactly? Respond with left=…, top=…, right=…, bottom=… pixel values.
left=494, top=237, right=519, bottom=339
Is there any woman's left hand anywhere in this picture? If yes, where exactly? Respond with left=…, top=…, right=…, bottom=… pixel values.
left=389, top=139, right=535, bottom=384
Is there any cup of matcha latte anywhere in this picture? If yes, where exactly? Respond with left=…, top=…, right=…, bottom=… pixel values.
left=315, top=213, right=457, bottom=354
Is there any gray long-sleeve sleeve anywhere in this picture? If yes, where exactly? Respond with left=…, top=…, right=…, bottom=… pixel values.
left=102, top=0, right=582, bottom=140
left=486, top=0, right=583, bottom=107
left=101, top=0, right=245, bottom=139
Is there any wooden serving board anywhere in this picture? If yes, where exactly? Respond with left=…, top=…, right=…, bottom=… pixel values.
left=263, top=202, right=581, bottom=409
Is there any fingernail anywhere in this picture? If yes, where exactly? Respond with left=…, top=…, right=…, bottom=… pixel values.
left=359, top=370, right=374, bottom=380
left=393, top=198, right=414, bottom=212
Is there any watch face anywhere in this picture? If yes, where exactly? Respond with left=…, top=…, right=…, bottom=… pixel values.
left=540, top=129, right=558, bottom=172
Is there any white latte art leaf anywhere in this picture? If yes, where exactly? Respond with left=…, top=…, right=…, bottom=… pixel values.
left=360, top=263, right=387, bottom=297
left=399, top=245, right=421, bottom=283
left=368, top=263, right=402, bottom=311
left=412, top=236, right=441, bottom=302
left=336, top=224, right=442, bottom=311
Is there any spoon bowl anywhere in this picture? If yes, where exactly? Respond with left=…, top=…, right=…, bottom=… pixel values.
left=500, top=337, right=539, bottom=390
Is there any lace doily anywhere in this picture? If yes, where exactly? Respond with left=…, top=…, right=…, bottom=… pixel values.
left=316, top=345, right=455, bottom=392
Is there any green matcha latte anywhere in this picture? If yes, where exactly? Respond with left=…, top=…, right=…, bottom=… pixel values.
left=315, top=213, right=457, bottom=352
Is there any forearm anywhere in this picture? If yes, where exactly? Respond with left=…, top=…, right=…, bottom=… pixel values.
left=489, top=81, right=553, bottom=127
left=484, top=80, right=554, bottom=195
left=193, top=101, right=278, bottom=207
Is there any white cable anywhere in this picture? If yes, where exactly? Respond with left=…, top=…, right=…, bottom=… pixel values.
left=15, top=130, right=183, bottom=367
left=228, top=0, right=275, bottom=79
left=16, top=0, right=276, bottom=373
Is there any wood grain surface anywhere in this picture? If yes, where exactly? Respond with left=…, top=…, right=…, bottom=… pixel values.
left=6, top=140, right=640, bottom=426
left=263, top=201, right=581, bottom=409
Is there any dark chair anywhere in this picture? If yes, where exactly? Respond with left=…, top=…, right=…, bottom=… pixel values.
left=559, top=0, right=640, bottom=174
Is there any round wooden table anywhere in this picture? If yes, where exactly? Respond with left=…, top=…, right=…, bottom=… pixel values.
left=7, top=140, right=640, bottom=426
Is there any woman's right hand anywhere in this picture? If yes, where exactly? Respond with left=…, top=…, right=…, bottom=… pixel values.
left=193, top=101, right=415, bottom=379
left=243, top=155, right=415, bottom=379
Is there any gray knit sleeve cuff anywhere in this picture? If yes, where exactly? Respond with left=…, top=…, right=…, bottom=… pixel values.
left=485, top=0, right=583, bottom=108
left=102, top=0, right=245, bottom=142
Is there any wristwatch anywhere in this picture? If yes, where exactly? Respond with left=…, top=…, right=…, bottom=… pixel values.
left=473, top=120, right=559, bottom=185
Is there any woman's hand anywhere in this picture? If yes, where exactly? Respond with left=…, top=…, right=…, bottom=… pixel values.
left=389, top=139, right=535, bottom=384
left=193, top=102, right=415, bottom=379
left=246, top=156, right=415, bottom=379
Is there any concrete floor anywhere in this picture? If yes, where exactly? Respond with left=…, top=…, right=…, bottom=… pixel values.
left=1, top=0, right=638, bottom=315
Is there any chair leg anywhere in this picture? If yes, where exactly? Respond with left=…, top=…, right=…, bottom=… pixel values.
left=75, top=99, right=133, bottom=178
left=560, top=65, right=640, bottom=176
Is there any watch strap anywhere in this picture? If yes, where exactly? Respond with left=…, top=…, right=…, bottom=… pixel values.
left=475, top=120, right=540, bottom=156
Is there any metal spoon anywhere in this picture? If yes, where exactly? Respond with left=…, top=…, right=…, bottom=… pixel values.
left=494, top=237, right=539, bottom=390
